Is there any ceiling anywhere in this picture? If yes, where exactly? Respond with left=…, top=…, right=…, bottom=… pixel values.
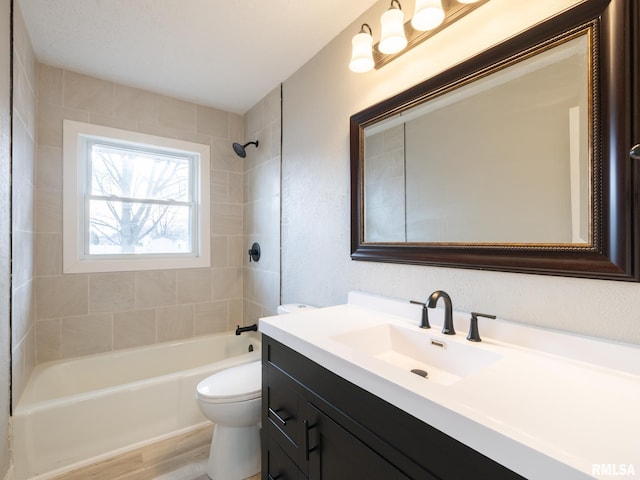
left=18, top=0, right=379, bottom=114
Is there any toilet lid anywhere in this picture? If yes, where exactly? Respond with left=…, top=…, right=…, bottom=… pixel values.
left=196, top=361, right=261, bottom=403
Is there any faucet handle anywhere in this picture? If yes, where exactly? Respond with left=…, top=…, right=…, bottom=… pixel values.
left=409, top=300, right=430, bottom=329
left=467, top=312, right=496, bottom=342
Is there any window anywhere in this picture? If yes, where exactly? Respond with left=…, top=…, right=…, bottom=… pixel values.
left=63, top=120, right=210, bottom=273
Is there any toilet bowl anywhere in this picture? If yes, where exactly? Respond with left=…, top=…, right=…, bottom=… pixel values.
left=196, top=361, right=262, bottom=479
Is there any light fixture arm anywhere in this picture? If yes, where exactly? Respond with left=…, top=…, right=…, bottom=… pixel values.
left=389, top=0, right=402, bottom=10
left=360, top=23, right=372, bottom=35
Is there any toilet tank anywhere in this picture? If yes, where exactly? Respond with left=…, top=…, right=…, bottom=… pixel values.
left=277, top=304, right=316, bottom=315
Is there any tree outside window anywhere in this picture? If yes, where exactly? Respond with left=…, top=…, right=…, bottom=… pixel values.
left=87, top=142, right=194, bottom=256
left=63, top=120, right=210, bottom=273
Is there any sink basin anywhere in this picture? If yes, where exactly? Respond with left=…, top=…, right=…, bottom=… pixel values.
left=332, top=323, right=503, bottom=385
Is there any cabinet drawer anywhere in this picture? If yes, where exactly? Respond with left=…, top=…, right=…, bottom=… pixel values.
left=266, top=364, right=302, bottom=456
left=267, top=440, right=305, bottom=480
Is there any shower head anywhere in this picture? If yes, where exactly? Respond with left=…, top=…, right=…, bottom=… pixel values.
left=232, top=140, right=259, bottom=158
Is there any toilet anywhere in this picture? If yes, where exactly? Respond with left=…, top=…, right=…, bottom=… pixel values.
left=195, top=303, right=315, bottom=479
left=196, top=361, right=262, bottom=479
left=277, top=303, right=315, bottom=315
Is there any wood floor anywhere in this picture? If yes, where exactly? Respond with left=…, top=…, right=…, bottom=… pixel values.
left=47, top=424, right=261, bottom=480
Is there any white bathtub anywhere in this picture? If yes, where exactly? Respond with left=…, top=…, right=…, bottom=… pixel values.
left=12, top=331, right=261, bottom=479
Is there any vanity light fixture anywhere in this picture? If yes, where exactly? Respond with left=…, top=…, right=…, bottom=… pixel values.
left=349, top=23, right=375, bottom=73
left=379, top=0, right=407, bottom=54
left=349, top=0, right=490, bottom=72
left=412, top=0, right=445, bottom=31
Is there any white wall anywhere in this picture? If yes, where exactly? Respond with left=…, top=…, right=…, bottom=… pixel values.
left=281, top=0, right=640, bottom=345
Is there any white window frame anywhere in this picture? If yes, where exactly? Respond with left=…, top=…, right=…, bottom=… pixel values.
left=63, top=120, right=210, bottom=273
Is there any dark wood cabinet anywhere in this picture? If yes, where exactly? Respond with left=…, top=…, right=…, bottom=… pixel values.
left=265, top=365, right=305, bottom=472
left=262, top=336, right=525, bottom=480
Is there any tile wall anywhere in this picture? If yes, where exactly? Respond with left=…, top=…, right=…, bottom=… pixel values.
left=243, top=87, right=281, bottom=322
left=32, top=66, right=246, bottom=370
left=11, top=2, right=37, bottom=407
left=1, top=0, right=12, bottom=475
left=11, top=9, right=283, bottom=408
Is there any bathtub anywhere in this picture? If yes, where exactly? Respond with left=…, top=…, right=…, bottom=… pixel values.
left=12, top=331, right=261, bottom=479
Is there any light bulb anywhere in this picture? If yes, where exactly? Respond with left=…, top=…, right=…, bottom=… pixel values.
left=349, top=26, right=374, bottom=73
left=379, top=4, right=407, bottom=54
left=412, top=0, right=445, bottom=31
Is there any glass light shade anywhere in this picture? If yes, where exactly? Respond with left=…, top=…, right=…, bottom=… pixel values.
left=457, top=0, right=480, bottom=3
left=412, top=0, right=445, bottom=31
left=349, top=31, right=374, bottom=73
left=379, top=7, right=407, bottom=54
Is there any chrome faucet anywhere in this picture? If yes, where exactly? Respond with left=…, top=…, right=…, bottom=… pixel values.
left=427, top=290, right=455, bottom=335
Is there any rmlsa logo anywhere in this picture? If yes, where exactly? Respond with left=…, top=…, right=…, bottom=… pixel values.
left=592, top=464, right=636, bottom=476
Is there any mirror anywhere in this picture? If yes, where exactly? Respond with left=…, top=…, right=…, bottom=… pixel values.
left=364, top=34, right=591, bottom=245
left=350, top=0, right=640, bottom=281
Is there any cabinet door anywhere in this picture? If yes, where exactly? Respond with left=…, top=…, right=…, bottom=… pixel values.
left=306, top=403, right=411, bottom=480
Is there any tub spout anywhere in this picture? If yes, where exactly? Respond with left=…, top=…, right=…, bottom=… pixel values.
left=235, top=324, right=258, bottom=335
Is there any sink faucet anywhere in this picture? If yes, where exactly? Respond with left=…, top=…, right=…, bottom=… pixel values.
left=427, top=290, right=455, bottom=335
left=409, top=300, right=430, bottom=329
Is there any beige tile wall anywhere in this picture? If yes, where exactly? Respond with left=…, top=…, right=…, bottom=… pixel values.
left=243, top=87, right=281, bottom=323
left=34, top=64, right=246, bottom=365
left=1, top=0, right=13, bottom=475
left=12, top=2, right=37, bottom=406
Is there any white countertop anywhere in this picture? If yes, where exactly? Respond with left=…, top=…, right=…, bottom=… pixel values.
left=259, top=291, right=640, bottom=480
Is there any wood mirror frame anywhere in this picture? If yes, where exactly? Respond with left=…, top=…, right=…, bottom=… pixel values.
left=350, top=0, right=639, bottom=281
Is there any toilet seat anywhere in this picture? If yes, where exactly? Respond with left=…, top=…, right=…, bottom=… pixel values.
left=196, top=361, right=261, bottom=404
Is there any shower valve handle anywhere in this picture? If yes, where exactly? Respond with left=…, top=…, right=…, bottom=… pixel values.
left=248, top=242, right=261, bottom=262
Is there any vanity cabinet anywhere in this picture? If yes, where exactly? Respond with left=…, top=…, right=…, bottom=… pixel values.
left=262, top=336, right=525, bottom=480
